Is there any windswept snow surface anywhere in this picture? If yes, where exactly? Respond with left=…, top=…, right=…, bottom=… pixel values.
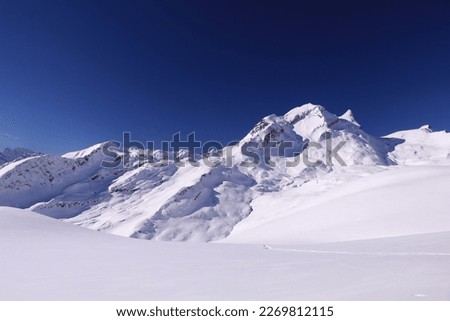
left=1, top=207, right=450, bottom=300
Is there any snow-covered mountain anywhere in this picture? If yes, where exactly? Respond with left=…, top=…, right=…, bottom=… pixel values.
left=1, top=103, right=450, bottom=244
left=0, top=147, right=37, bottom=165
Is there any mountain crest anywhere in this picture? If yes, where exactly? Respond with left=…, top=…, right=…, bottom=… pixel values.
left=339, top=109, right=361, bottom=128
left=420, top=124, right=432, bottom=132
left=283, top=103, right=339, bottom=141
left=284, top=103, right=338, bottom=125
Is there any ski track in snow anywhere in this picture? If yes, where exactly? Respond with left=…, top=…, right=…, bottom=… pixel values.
left=264, top=246, right=450, bottom=257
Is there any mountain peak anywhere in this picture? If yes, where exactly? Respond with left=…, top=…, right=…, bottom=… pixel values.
left=339, top=109, right=361, bottom=128
left=62, top=142, right=109, bottom=159
left=284, top=103, right=327, bottom=122
left=283, top=103, right=338, bottom=141
left=420, top=124, right=432, bottom=132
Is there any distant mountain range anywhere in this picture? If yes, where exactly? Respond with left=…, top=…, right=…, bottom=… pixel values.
left=1, top=103, right=450, bottom=243
left=0, top=147, right=38, bottom=165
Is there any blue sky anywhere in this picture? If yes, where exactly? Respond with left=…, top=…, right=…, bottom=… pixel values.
left=0, top=0, right=449, bottom=154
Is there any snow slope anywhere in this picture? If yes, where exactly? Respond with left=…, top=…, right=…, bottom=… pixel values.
left=1, top=206, right=450, bottom=300
left=385, top=125, right=450, bottom=164
left=0, top=144, right=114, bottom=208
left=223, top=165, right=450, bottom=244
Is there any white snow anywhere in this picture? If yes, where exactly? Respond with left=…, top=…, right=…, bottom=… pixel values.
left=1, top=103, right=450, bottom=300
left=339, top=109, right=361, bottom=128
left=1, top=206, right=450, bottom=300
left=62, top=142, right=106, bottom=159
left=384, top=126, right=450, bottom=164
left=0, top=155, right=40, bottom=177
left=223, top=165, right=450, bottom=244
left=1, top=104, right=450, bottom=243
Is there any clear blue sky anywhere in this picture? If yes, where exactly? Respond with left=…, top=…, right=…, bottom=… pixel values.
left=0, top=0, right=449, bottom=154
